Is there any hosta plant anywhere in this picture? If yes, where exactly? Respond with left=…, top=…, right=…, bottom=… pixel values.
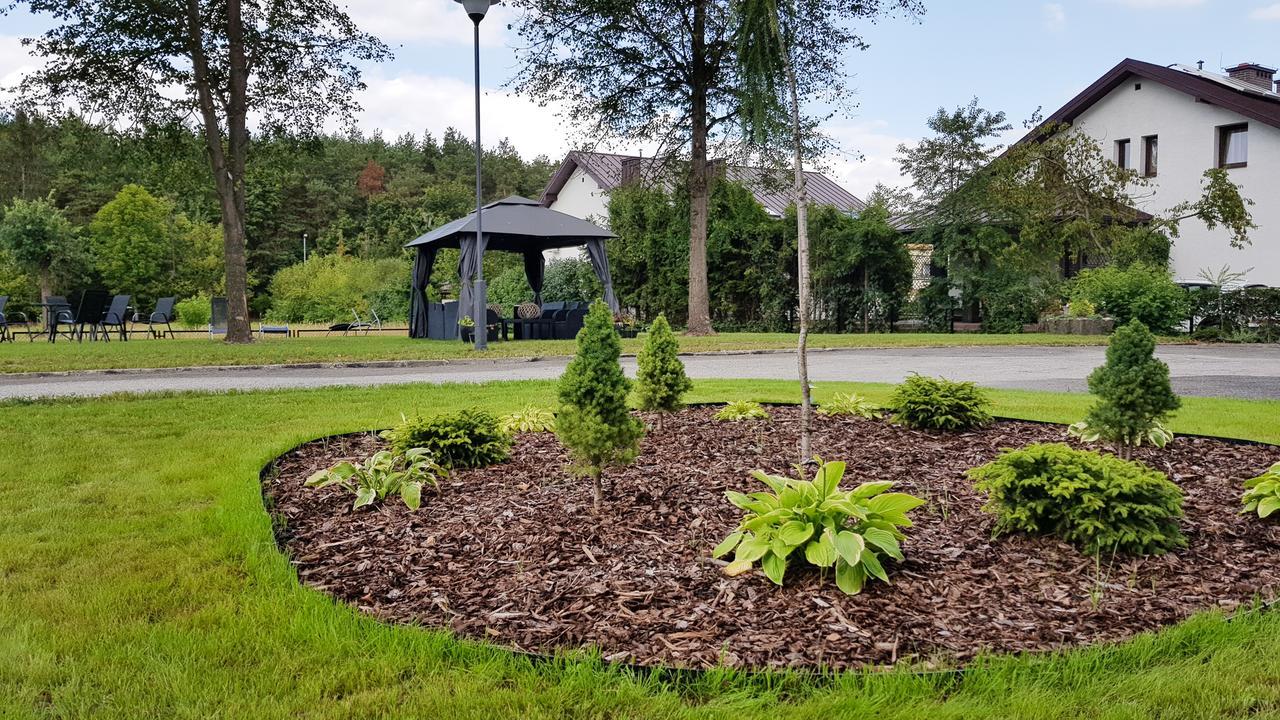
left=498, top=405, right=556, bottom=434
left=305, top=448, right=444, bottom=511
left=1068, top=418, right=1174, bottom=449
left=887, top=374, right=992, bottom=431
left=1242, top=463, right=1280, bottom=519
left=817, top=392, right=882, bottom=419
left=712, top=459, right=925, bottom=595
left=714, top=400, right=771, bottom=422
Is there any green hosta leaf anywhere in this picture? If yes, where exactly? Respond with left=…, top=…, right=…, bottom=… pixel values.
left=723, top=558, right=753, bottom=576
left=815, top=461, right=846, bottom=497
left=725, top=490, right=770, bottom=514
left=305, top=469, right=338, bottom=488
left=751, top=470, right=787, bottom=494
left=805, top=530, right=837, bottom=567
left=863, top=527, right=903, bottom=561
left=777, top=521, right=814, bottom=547
left=761, top=552, right=787, bottom=585
left=860, top=548, right=890, bottom=583
left=1260, top=497, right=1280, bottom=518
left=401, top=481, right=422, bottom=511
left=712, top=531, right=744, bottom=558
left=833, top=530, right=865, bottom=567
left=835, top=558, right=866, bottom=595
left=851, top=481, right=895, bottom=499
left=866, top=493, right=927, bottom=516
left=353, top=486, right=377, bottom=510
left=735, top=535, right=771, bottom=563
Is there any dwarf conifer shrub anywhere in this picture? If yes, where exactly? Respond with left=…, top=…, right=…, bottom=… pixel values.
left=382, top=409, right=511, bottom=469
left=713, top=459, right=925, bottom=595
left=557, top=301, right=644, bottom=512
left=1071, top=319, right=1180, bottom=458
left=635, top=313, right=692, bottom=430
left=969, top=442, right=1185, bottom=555
left=1242, top=463, right=1280, bottom=519
left=887, top=374, right=992, bottom=431
left=713, top=400, right=770, bottom=422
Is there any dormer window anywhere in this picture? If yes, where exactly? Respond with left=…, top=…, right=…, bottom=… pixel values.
left=1218, top=124, right=1248, bottom=169
left=1115, top=138, right=1132, bottom=169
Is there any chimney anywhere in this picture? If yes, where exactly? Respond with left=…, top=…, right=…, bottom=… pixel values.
left=1226, top=62, right=1277, bottom=91
left=620, top=156, right=641, bottom=185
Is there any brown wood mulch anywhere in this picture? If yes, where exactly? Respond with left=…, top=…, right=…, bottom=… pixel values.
left=262, top=407, right=1280, bottom=671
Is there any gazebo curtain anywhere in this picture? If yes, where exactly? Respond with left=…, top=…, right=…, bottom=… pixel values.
left=523, top=250, right=545, bottom=305
left=585, top=239, right=619, bottom=312
left=408, top=246, right=437, bottom=339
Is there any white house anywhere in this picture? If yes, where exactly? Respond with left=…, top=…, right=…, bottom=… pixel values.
left=1023, top=58, right=1280, bottom=286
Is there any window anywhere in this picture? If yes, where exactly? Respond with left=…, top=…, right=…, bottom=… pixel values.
left=1218, top=124, right=1248, bottom=168
left=1143, top=135, right=1158, bottom=177
left=1115, top=138, right=1132, bottom=169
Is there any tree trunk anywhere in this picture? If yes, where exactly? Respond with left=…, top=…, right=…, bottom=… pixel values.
left=591, top=469, right=603, bottom=513
left=685, top=0, right=714, bottom=336
left=38, top=265, right=52, bottom=303
left=783, top=49, right=812, bottom=465
left=185, top=0, right=253, bottom=343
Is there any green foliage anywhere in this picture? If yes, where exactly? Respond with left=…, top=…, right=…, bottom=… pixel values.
left=1070, top=264, right=1190, bottom=334
left=497, top=406, right=557, bottom=434
left=382, top=409, right=512, bottom=469
left=305, top=448, right=444, bottom=511
left=1080, top=320, right=1181, bottom=454
left=1111, top=227, right=1171, bottom=270
left=487, top=265, right=534, bottom=308
left=810, top=204, right=914, bottom=332
left=0, top=247, right=35, bottom=303
left=713, top=459, right=925, bottom=595
left=1067, top=299, right=1097, bottom=318
left=0, top=195, right=76, bottom=295
left=635, top=314, right=692, bottom=417
left=714, top=400, right=771, bottom=422
left=1242, top=463, right=1280, bottom=519
left=556, top=302, right=644, bottom=508
left=542, top=256, right=603, bottom=303
left=817, top=392, right=881, bottom=419
left=175, top=294, right=212, bottom=328
left=888, top=375, right=992, bottom=431
left=969, top=443, right=1186, bottom=555
left=268, top=253, right=410, bottom=323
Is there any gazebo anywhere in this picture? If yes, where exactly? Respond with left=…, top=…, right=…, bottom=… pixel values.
left=404, top=195, right=619, bottom=339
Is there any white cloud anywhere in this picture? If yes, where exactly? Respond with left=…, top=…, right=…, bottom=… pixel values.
left=1042, top=3, right=1066, bottom=30
left=820, top=119, right=913, bottom=200
left=342, top=0, right=519, bottom=47
left=1250, top=3, right=1280, bottom=19
left=353, top=70, right=570, bottom=159
left=0, top=35, right=40, bottom=96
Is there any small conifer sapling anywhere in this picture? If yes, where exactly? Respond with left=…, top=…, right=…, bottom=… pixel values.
left=635, top=313, right=693, bottom=431
left=1077, top=319, right=1181, bottom=459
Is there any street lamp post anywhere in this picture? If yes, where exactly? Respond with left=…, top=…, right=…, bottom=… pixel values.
left=454, top=0, right=495, bottom=350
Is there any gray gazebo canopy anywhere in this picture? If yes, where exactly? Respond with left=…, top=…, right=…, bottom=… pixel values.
left=404, top=195, right=619, bottom=339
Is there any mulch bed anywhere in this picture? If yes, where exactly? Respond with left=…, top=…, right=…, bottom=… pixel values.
left=262, top=407, right=1280, bottom=670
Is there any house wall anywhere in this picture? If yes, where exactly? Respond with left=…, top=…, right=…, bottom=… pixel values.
left=1073, top=79, right=1280, bottom=286
left=545, top=166, right=611, bottom=260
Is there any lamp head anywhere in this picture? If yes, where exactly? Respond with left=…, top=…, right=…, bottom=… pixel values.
left=453, top=0, right=495, bottom=23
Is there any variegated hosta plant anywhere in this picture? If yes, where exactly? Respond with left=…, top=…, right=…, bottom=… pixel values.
left=712, top=459, right=925, bottom=595
left=305, top=448, right=444, bottom=511
left=1068, top=418, right=1175, bottom=449
left=1242, top=462, right=1280, bottom=519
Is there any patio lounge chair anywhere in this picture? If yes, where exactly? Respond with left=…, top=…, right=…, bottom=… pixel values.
left=552, top=307, right=589, bottom=340
left=42, top=296, right=76, bottom=342
left=258, top=322, right=291, bottom=338
left=100, top=294, right=131, bottom=341
left=132, top=297, right=177, bottom=339
left=70, top=290, right=111, bottom=342
left=0, top=296, right=32, bottom=343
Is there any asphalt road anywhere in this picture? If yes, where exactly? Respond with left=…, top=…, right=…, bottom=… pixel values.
left=1, top=345, right=1278, bottom=401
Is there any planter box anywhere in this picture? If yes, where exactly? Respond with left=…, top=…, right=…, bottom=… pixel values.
left=616, top=327, right=639, bottom=338
left=460, top=327, right=500, bottom=343
left=1041, top=317, right=1115, bottom=335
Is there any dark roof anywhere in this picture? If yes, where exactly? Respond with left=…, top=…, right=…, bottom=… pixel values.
left=541, top=151, right=866, bottom=217
left=405, top=195, right=614, bottom=251
left=1016, top=58, right=1280, bottom=146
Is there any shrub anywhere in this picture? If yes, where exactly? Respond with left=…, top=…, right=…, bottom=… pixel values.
left=557, top=301, right=644, bottom=511
left=1242, top=463, right=1280, bottom=519
left=969, top=443, right=1185, bottom=555
left=305, top=448, right=444, bottom=511
left=635, top=313, right=692, bottom=430
left=1067, top=299, right=1097, bottom=318
left=175, top=294, right=211, bottom=328
left=714, top=400, right=770, bottom=422
left=268, top=253, right=410, bottom=323
left=817, top=392, right=882, bottom=419
left=713, top=459, right=925, bottom=595
left=498, top=406, right=556, bottom=434
left=1070, top=319, right=1180, bottom=458
left=887, top=375, right=992, bottom=431
left=1069, top=264, right=1189, bottom=334
left=382, top=409, right=511, bottom=469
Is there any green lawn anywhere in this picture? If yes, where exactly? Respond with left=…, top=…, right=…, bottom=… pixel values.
left=0, top=331, right=1159, bottom=374
left=2, top=379, right=1278, bottom=719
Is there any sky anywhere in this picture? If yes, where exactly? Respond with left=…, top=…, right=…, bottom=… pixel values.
left=2, top=0, right=1279, bottom=199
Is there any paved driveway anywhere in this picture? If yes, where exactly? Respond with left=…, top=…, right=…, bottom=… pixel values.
left=1, top=344, right=1277, bottom=401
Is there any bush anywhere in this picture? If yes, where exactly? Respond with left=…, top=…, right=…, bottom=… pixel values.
left=305, top=448, right=444, bottom=511
left=635, top=314, right=692, bottom=429
left=969, top=443, right=1185, bottom=555
left=1067, top=299, right=1097, bottom=318
left=543, top=256, right=603, bottom=303
left=1071, top=319, right=1180, bottom=458
left=1069, top=264, right=1189, bottom=334
left=175, top=294, right=211, bottom=328
left=887, top=375, right=992, bottom=431
left=556, top=301, right=644, bottom=511
left=713, top=400, right=770, bottom=422
left=268, top=253, right=411, bottom=323
left=713, top=459, right=925, bottom=595
left=817, top=392, right=882, bottom=419
left=498, top=406, right=556, bottom=434
left=1242, top=463, right=1280, bottom=519
left=382, top=409, right=511, bottom=469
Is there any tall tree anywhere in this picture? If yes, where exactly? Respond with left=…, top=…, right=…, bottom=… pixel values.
left=0, top=196, right=75, bottom=301
left=8, top=0, right=390, bottom=342
left=733, top=0, right=922, bottom=462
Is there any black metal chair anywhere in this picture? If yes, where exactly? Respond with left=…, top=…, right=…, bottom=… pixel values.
left=100, top=294, right=131, bottom=341
left=0, top=296, right=32, bottom=343
left=44, top=295, right=77, bottom=343
left=132, top=297, right=177, bottom=339
left=70, top=290, right=111, bottom=342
